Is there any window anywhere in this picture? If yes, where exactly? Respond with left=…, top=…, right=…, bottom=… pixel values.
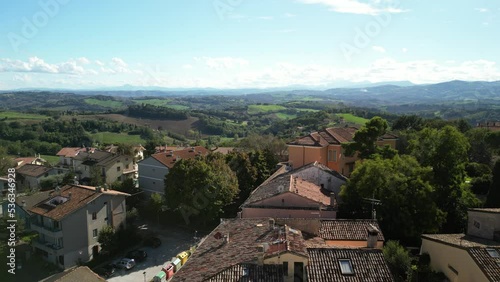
left=328, top=150, right=337, bottom=162
left=339, top=259, right=354, bottom=275
left=92, top=212, right=97, bottom=220
left=92, top=229, right=98, bottom=237
left=283, top=262, right=288, bottom=276
left=126, top=164, right=129, bottom=169
left=486, top=248, right=500, bottom=258
left=117, top=166, right=121, bottom=172
left=474, top=220, right=481, bottom=229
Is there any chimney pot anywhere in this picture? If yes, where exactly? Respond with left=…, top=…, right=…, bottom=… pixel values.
left=269, top=218, right=275, bottom=230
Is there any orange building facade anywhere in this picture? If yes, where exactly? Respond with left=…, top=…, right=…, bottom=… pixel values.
left=287, top=127, right=398, bottom=176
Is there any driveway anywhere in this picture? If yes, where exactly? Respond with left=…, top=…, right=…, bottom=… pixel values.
left=108, top=224, right=197, bottom=282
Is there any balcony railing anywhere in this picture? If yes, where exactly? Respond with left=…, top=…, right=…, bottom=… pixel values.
left=31, top=220, right=62, bottom=233
left=33, top=238, right=63, bottom=250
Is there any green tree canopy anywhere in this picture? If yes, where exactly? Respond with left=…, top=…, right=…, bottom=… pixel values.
left=409, top=125, right=475, bottom=232
left=383, top=241, right=411, bottom=282
left=340, top=155, right=445, bottom=244
left=343, top=116, right=397, bottom=159
left=164, top=156, right=239, bottom=225
left=486, top=160, right=500, bottom=208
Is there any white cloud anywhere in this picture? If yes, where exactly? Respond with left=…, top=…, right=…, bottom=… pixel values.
left=95, top=60, right=104, bottom=66
left=182, top=64, right=193, bottom=69
left=298, top=0, right=406, bottom=15
left=77, top=57, right=90, bottom=64
left=258, top=16, right=274, bottom=20
left=194, top=56, right=249, bottom=69
left=402, top=48, right=408, bottom=53
left=111, top=57, right=127, bottom=67
left=284, top=12, right=296, bottom=17
left=372, top=46, right=386, bottom=53
left=475, top=8, right=488, bottom=13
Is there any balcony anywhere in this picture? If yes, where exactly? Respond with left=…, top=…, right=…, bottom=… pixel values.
left=33, top=238, right=63, bottom=251
left=30, top=221, right=63, bottom=237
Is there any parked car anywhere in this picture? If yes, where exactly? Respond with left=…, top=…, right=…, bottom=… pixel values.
left=115, top=258, right=136, bottom=270
left=144, top=236, right=162, bottom=248
left=94, top=264, right=116, bottom=278
left=126, top=249, right=148, bottom=262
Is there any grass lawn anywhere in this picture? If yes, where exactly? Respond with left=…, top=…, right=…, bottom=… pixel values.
left=165, top=104, right=189, bottom=110
left=90, top=132, right=145, bottom=145
left=40, top=155, right=60, bottom=166
left=247, top=104, right=287, bottom=115
left=0, top=111, right=49, bottom=121
left=275, top=113, right=297, bottom=120
left=335, top=113, right=369, bottom=125
left=299, top=97, right=324, bottom=101
left=84, top=98, right=124, bottom=109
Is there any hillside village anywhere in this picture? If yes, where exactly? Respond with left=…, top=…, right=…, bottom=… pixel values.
left=1, top=115, right=499, bottom=282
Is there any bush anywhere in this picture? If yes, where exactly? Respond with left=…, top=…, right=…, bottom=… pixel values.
left=383, top=241, right=411, bottom=282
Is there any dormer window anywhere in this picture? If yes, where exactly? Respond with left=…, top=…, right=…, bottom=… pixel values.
left=486, top=248, right=499, bottom=258
left=339, top=259, right=354, bottom=275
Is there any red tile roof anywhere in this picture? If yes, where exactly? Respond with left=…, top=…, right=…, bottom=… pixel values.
left=16, top=164, right=53, bottom=178
left=288, top=126, right=398, bottom=147
left=172, top=218, right=307, bottom=282
left=468, top=247, right=500, bottom=281
left=320, top=220, right=385, bottom=241
left=307, top=248, right=394, bottom=282
left=56, top=147, right=83, bottom=157
left=242, top=175, right=331, bottom=207
left=206, top=263, right=284, bottom=282
left=29, top=184, right=129, bottom=221
left=151, top=146, right=209, bottom=169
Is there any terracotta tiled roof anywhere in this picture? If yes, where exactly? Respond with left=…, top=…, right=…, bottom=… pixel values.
left=41, top=266, right=105, bottom=282
left=288, top=126, right=398, bottom=147
left=16, top=164, right=53, bottom=178
left=211, top=147, right=235, bottom=154
left=29, top=184, right=129, bottom=221
left=307, top=248, right=394, bottom=282
left=242, top=175, right=331, bottom=207
left=15, top=190, right=53, bottom=213
left=15, top=157, right=43, bottom=167
left=206, top=263, right=284, bottom=282
left=468, top=247, right=500, bottom=281
left=470, top=208, right=500, bottom=214
left=56, top=147, right=83, bottom=157
left=172, top=218, right=304, bottom=282
left=421, top=234, right=500, bottom=248
left=151, top=146, right=210, bottom=169
left=320, top=220, right=385, bottom=241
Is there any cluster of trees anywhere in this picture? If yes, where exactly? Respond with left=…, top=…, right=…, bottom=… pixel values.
left=340, top=116, right=493, bottom=245
left=163, top=149, right=278, bottom=225
left=125, top=104, right=188, bottom=120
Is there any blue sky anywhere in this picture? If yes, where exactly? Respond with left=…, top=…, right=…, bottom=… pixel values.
left=0, top=0, right=499, bottom=89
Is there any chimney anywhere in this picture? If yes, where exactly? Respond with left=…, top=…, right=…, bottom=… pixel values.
left=68, top=192, right=72, bottom=200
left=269, top=218, right=275, bottom=230
left=223, top=233, right=230, bottom=244
left=103, top=184, right=108, bottom=191
left=96, top=186, right=101, bottom=193
left=22, top=200, right=26, bottom=208
left=237, top=212, right=242, bottom=218
left=367, top=224, right=379, bottom=248
left=330, top=192, right=337, bottom=208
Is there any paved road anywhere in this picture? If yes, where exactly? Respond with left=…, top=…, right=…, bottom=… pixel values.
left=107, top=224, right=197, bottom=282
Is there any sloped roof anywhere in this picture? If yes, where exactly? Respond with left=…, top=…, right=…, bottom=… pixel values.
left=206, top=263, right=284, bottom=282
left=15, top=190, right=53, bottom=214
left=468, top=247, right=500, bottom=281
left=41, top=266, right=105, bottom=282
left=241, top=175, right=331, bottom=207
left=307, top=248, right=394, bottom=282
left=56, top=147, right=83, bottom=157
left=29, top=184, right=129, bottom=221
left=470, top=208, right=500, bottom=214
left=320, top=220, right=385, bottom=241
left=171, top=218, right=307, bottom=282
left=16, top=164, right=53, bottom=178
left=151, top=146, right=210, bottom=169
left=421, top=234, right=500, bottom=248
left=288, top=126, right=398, bottom=147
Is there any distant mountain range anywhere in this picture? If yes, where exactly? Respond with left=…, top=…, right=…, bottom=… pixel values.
left=1, top=80, right=500, bottom=108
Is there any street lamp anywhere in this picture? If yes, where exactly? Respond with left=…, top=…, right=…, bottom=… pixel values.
left=143, top=271, right=146, bottom=282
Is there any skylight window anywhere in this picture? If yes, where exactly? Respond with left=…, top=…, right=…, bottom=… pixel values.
left=486, top=248, right=500, bottom=258
left=339, top=259, right=354, bottom=275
